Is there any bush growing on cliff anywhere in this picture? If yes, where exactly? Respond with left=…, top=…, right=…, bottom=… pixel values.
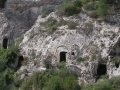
left=46, top=17, right=58, bottom=34
left=41, top=9, right=53, bottom=18
left=96, top=0, right=110, bottom=17
left=19, top=62, right=81, bottom=90
left=57, top=0, right=81, bottom=16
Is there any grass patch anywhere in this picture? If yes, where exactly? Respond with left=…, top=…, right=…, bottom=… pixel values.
left=41, top=9, right=53, bottom=18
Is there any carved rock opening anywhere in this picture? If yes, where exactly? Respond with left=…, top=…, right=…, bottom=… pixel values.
left=115, top=63, right=119, bottom=68
left=60, top=52, right=67, bottom=62
left=97, top=64, right=107, bottom=76
left=71, top=52, right=75, bottom=55
left=0, top=0, right=7, bottom=8
left=18, top=56, right=24, bottom=67
left=3, top=38, right=8, bottom=49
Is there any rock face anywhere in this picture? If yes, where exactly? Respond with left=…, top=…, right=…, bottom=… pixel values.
left=0, top=0, right=59, bottom=46
left=19, top=11, right=120, bottom=83
left=1, top=0, right=120, bottom=84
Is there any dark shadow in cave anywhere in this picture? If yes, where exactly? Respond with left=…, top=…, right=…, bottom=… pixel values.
left=71, top=52, right=75, bottom=55
left=18, top=56, right=24, bottom=67
left=60, top=52, right=67, bottom=62
left=115, top=63, right=119, bottom=68
left=0, top=0, right=7, bottom=8
left=97, top=64, right=107, bottom=79
left=3, top=38, right=8, bottom=49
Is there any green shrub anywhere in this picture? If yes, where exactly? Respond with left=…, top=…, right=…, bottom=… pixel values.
left=45, top=17, right=58, bottom=34
left=63, top=76, right=81, bottom=90
left=73, top=0, right=82, bottom=7
left=77, top=57, right=85, bottom=62
left=47, top=25, right=57, bottom=34
left=17, top=62, right=81, bottom=90
left=43, top=76, right=64, bottom=90
left=93, top=80, right=113, bottom=90
left=89, top=11, right=98, bottom=18
left=58, top=19, right=67, bottom=26
left=96, top=0, right=110, bottom=17
left=57, top=2, right=81, bottom=16
left=20, top=78, right=33, bottom=90
left=46, top=17, right=57, bottom=27
left=82, top=0, right=89, bottom=5
left=41, top=9, right=53, bottom=18
left=111, top=56, right=120, bottom=63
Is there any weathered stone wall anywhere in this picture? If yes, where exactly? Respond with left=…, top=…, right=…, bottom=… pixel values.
left=18, top=12, right=120, bottom=83
left=0, top=0, right=60, bottom=47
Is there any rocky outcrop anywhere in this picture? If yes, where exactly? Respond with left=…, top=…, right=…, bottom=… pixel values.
left=0, top=0, right=60, bottom=46
left=18, top=11, right=120, bottom=83
left=0, top=0, right=120, bottom=84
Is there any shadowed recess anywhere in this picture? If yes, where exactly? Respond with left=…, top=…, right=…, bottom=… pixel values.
left=60, top=52, right=67, bottom=62
left=3, top=38, right=8, bottom=49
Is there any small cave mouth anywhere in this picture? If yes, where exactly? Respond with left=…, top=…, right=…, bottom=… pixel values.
left=0, top=0, right=7, bottom=8
left=71, top=52, right=75, bottom=55
left=97, top=64, right=107, bottom=79
left=3, top=38, right=8, bottom=49
left=60, top=52, right=67, bottom=62
left=18, top=56, right=24, bottom=67
left=115, top=63, right=119, bottom=68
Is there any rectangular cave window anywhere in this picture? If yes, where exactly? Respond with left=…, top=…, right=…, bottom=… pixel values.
left=60, top=52, right=67, bottom=62
left=97, top=64, right=107, bottom=78
left=3, top=38, right=8, bottom=49
left=18, top=56, right=24, bottom=67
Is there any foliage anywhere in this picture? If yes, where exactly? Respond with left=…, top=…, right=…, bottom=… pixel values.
left=18, top=62, right=81, bottom=90
left=96, top=0, right=110, bottom=17
left=111, top=56, right=120, bottom=63
left=82, top=75, right=120, bottom=90
left=89, top=11, right=98, bottom=18
left=83, top=2, right=98, bottom=11
left=47, top=25, right=58, bottom=34
left=0, top=40, right=21, bottom=90
left=45, top=17, right=58, bottom=34
left=46, top=17, right=57, bottom=27
left=82, top=0, right=89, bottom=5
left=41, top=9, right=53, bottom=18
left=57, top=1, right=81, bottom=16
left=73, top=0, right=82, bottom=8
left=77, top=57, right=85, bottom=62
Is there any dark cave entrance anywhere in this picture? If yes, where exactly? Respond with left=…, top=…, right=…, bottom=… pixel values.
left=60, top=52, right=67, bottom=62
left=115, top=63, right=119, bottom=68
left=71, top=52, right=75, bottom=55
left=97, top=64, right=107, bottom=78
left=0, top=0, right=7, bottom=8
left=3, top=38, right=8, bottom=49
left=18, top=56, right=24, bottom=67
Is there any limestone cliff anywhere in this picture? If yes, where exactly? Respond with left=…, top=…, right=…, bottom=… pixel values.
left=0, top=0, right=120, bottom=84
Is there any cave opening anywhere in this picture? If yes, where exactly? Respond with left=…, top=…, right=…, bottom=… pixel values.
left=60, top=52, right=67, bottom=62
left=97, top=64, right=107, bottom=78
left=18, top=56, right=24, bottom=67
left=3, top=38, right=8, bottom=49
left=115, top=63, right=119, bottom=68
left=71, top=52, right=75, bottom=55
left=0, top=0, right=7, bottom=8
